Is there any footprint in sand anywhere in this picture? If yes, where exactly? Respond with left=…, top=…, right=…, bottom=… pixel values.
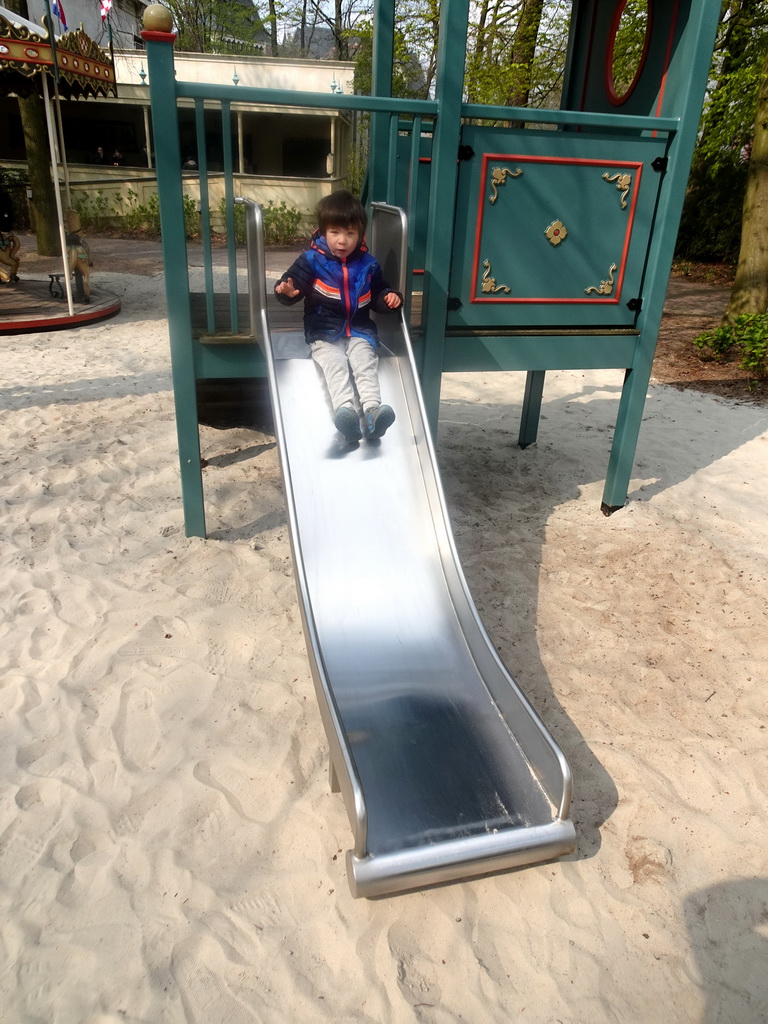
left=113, top=681, right=162, bottom=771
left=0, top=781, right=64, bottom=883
left=193, top=758, right=283, bottom=824
left=171, top=936, right=260, bottom=1024
left=388, top=924, right=443, bottom=1009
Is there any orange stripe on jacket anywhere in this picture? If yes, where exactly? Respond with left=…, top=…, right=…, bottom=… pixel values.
left=314, top=279, right=341, bottom=300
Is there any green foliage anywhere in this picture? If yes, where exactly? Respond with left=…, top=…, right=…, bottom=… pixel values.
left=695, top=8, right=768, bottom=175
left=353, top=19, right=428, bottom=98
left=229, top=199, right=246, bottom=244
left=465, top=0, right=571, bottom=108
left=72, top=189, right=114, bottom=230
left=694, top=314, right=768, bottom=378
left=609, top=0, right=650, bottom=96
left=675, top=3, right=768, bottom=261
left=221, top=199, right=304, bottom=245
left=343, top=148, right=367, bottom=200
left=163, top=0, right=267, bottom=55
left=263, top=200, right=303, bottom=244
left=73, top=189, right=199, bottom=238
left=676, top=163, right=748, bottom=263
left=120, top=190, right=162, bottom=234
left=119, top=190, right=199, bottom=237
left=0, top=166, right=31, bottom=229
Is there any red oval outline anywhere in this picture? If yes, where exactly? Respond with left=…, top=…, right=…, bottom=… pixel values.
left=605, top=0, right=653, bottom=106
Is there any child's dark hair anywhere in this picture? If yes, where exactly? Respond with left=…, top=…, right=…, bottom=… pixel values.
left=316, top=190, right=367, bottom=235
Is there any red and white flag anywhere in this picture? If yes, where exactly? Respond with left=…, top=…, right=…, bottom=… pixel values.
left=100, top=0, right=113, bottom=21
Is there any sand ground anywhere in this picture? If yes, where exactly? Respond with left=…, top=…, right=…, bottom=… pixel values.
left=1, top=263, right=767, bottom=1023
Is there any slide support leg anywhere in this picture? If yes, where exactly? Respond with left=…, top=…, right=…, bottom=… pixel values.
left=518, top=370, right=545, bottom=448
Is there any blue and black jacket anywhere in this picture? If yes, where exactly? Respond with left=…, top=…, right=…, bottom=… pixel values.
left=274, top=231, right=402, bottom=349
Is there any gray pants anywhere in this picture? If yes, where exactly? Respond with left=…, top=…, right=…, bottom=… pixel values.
left=310, top=336, right=381, bottom=412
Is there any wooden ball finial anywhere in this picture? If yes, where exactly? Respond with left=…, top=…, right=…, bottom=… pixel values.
left=143, top=4, right=174, bottom=33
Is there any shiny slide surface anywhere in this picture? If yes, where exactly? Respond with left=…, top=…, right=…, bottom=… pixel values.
left=241, top=200, right=576, bottom=897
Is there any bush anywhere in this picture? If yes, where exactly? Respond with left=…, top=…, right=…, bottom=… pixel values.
left=118, top=190, right=199, bottom=238
left=228, top=199, right=246, bottom=244
left=262, top=200, right=303, bottom=244
left=72, top=188, right=199, bottom=238
left=694, top=313, right=768, bottom=379
left=72, top=189, right=113, bottom=230
left=220, top=198, right=304, bottom=245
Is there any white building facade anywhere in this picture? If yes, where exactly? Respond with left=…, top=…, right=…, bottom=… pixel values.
left=1, top=2, right=356, bottom=224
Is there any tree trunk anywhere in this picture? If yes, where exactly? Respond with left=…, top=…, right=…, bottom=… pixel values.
left=6, top=0, right=59, bottom=254
left=268, top=0, right=278, bottom=55
left=505, top=0, right=545, bottom=108
left=724, top=47, right=768, bottom=319
left=335, top=0, right=347, bottom=60
left=17, top=93, right=59, bottom=255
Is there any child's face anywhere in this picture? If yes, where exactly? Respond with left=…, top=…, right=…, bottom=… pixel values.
left=325, top=225, right=361, bottom=260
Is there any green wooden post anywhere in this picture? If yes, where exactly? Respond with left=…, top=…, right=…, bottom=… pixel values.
left=143, top=31, right=206, bottom=537
left=519, top=371, right=546, bottom=449
left=369, top=0, right=395, bottom=205
left=600, top=0, right=722, bottom=512
left=420, top=0, right=469, bottom=429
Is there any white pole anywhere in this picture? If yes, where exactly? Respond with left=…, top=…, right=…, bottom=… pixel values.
left=40, top=0, right=71, bottom=208
left=143, top=105, right=153, bottom=169
left=42, top=73, right=75, bottom=316
left=238, top=110, right=244, bottom=174
left=52, top=77, right=72, bottom=208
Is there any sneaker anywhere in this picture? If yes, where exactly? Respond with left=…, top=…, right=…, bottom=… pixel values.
left=366, top=404, right=396, bottom=439
left=334, top=405, right=362, bottom=443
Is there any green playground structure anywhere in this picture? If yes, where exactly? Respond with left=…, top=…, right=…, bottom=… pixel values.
left=141, top=0, right=721, bottom=539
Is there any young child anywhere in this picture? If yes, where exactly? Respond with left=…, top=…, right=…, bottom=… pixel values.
left=274, top=190, right=403, bottom=443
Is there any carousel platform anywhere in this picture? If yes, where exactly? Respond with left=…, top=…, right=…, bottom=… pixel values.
left=0, top=276, right=121, bottom=335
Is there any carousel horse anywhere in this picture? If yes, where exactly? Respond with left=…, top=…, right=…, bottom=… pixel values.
left=0, top=231, right=21, bottom=284
left=65, top=208, right=92, bottom=303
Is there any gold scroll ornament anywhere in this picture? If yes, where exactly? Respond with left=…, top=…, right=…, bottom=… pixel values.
left=488, top=167, right=523, bottom=204
left=584, top=263, right=617, bottom=295
left=602, top=172, right=632, bottom=209
left=481, top=259, right=511, bottom=294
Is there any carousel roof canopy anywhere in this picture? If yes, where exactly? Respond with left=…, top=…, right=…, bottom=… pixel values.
left=0, top=4, right=116, bottom=99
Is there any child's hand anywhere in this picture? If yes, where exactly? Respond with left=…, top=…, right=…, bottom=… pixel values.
left=383, top=291, right=402, bottom=309
left=276, top=277, right=300, bottom=298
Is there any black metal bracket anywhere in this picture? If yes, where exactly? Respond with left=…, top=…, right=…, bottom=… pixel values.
left=627, top=297, right=643, bottom=311
left=458, top=145, right=475, bottom=161
left=652, top=156, right=668, bottom=173
left=447, top=297, right=462, bottom=311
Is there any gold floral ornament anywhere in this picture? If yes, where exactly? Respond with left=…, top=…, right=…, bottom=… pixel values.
left=585, top=263, right=617, bottom=295
left=481, top=259, right=511, bottom=294
left=602, top=171, right=632, bottom=209
left=545, top=220, right=568, bottom=247
left=488, top=167, right=523, bottom=204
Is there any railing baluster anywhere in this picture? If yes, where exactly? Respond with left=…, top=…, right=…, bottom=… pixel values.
left=406, top=115, right=422, bottom=301
left=387, top=113, right=399, bottom=206
left=220, top=100, right=239, bottom=335
left=195, top=98, right=216, bottom=336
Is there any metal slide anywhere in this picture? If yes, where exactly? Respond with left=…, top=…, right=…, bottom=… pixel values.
left=240, top=199, right=576, bottom=897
